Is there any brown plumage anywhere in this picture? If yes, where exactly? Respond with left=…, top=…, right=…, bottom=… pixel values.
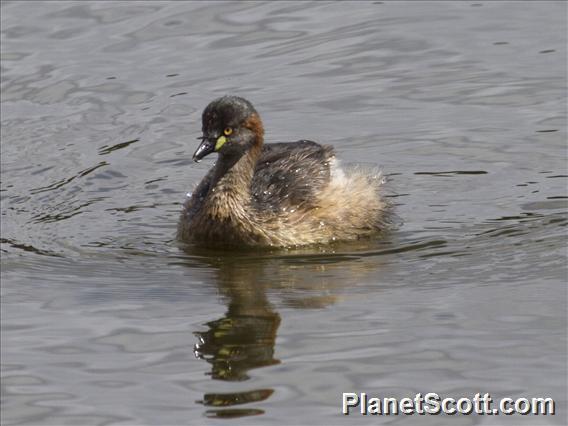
left=177, top=96, right=390, bottom=247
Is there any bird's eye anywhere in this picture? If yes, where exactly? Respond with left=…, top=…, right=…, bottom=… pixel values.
left=223, top=127, right=233, bottom=136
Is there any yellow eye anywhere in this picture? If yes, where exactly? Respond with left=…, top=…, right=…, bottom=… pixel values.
left=223, top=127, right=233, bottom=136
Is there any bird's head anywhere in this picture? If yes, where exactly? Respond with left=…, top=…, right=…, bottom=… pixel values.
left=193, top=96, right=264, bottom=162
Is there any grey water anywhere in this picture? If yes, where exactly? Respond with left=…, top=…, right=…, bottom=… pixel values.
left=1, top=1, right=566, bottom=425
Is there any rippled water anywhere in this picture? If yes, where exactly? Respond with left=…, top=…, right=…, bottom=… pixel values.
left=1, top=1, right=566, bottom=425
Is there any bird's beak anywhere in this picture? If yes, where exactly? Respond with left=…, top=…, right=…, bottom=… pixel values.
left=192, top=137, right=215, bottom=162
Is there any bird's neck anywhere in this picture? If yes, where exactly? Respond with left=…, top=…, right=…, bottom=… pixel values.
left=207, top=140, right=263, bottom=219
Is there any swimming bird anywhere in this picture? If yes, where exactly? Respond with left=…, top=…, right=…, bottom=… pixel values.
left=178, top=96, right=390, bottom=247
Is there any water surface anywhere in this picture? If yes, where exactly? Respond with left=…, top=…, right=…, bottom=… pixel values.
left=1, top=1, right=566, bottom=425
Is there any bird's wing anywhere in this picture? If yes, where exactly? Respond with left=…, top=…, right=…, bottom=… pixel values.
left=252, top=140, right=335, bottom=211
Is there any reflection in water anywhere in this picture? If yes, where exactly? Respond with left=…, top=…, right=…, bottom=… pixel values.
left=188, top=243, right=390, bottom=418
left=195, top=309, right=280, bottom=382
left=192, top=255, right=282, bottom=418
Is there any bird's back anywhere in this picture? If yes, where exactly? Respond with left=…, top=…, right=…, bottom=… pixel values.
left=252, top=140, right=334, bottom=212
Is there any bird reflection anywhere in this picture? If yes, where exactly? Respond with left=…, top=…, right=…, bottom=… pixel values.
left=194, top=300, right=280, bottom=382
left=187, top=239, right=394, bottom=418
left=191, top=254, right=283, bottom=418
